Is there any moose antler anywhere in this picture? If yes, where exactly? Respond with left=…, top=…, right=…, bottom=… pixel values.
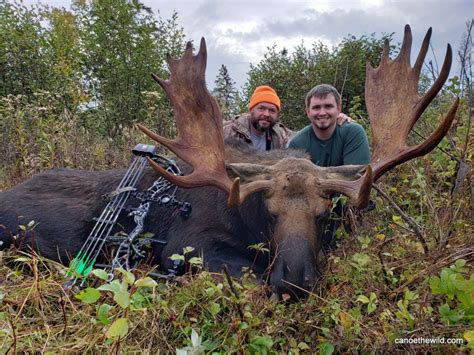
left=366, top=25, right=459, bottom=181
left=137, top=39, right=249, bottom=207
left=139, top=26, right=457, bottom=210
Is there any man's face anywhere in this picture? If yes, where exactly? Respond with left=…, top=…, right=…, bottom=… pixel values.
left=306, top=94, right=341, bottom=131
left=249, top=102, right=279, bottom=132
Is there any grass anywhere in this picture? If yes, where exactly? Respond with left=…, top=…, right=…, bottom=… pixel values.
left=1, top=205, right=472, bottom=353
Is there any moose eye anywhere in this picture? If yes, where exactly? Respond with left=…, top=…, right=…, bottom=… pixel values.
left=315, top=209, right=329, bottom=222
left=268, top=213, right=278, bottom=224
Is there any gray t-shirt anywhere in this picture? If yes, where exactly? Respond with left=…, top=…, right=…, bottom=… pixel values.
left=249, top=130, right=267, bottom=151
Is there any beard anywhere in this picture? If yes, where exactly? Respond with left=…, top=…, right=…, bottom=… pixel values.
left=316, top=123, right=331, bottom=131
left=252, top=120, right=273, bottom=132
left=312, top=116, right=335, bottom=131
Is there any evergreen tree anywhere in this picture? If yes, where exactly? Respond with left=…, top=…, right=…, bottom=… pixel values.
left=213, top=64, right=238, bottom=120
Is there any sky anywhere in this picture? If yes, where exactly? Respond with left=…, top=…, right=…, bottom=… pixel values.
left=22, top=0, right=473, bottom=90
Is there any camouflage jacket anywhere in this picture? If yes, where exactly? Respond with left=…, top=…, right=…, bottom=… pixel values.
left=222, top=113, right=293, bottom=150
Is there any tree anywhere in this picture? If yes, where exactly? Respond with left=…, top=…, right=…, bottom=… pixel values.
left=73, top=0, right=186, bottom=137
left=44, top=7, right=84, bottom=112
left=0, top=2, right=51, bottom=97
left=213, top=64, right=238, bottom=120
left=243, top=33, right=398, bottom=130
left=332, top=32, right=395, bottom=113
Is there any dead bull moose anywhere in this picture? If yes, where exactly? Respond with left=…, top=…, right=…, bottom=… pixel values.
left=0, top=25, right=458, bottom=298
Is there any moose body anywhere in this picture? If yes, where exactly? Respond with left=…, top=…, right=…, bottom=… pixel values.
left=0, top=25, right=459, bottom=298
left=0, top=142, right=328, bottom=297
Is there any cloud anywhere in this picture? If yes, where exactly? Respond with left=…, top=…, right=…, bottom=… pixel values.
left=22, top=0, right=472, bottom=89
left=157, top=0, right=470, bottom=89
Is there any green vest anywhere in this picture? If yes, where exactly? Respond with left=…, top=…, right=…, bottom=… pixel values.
left=288, top=123, right=371, bottom=167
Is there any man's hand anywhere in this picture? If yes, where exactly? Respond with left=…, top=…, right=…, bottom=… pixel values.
left=337, top=113, right=353, bottom=126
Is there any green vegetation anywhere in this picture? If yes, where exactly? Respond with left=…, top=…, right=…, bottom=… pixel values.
left=0, top=0, right=472, bottom=352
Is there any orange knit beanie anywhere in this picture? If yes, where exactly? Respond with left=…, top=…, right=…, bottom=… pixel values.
left=248, top=85, right=281, bottom=112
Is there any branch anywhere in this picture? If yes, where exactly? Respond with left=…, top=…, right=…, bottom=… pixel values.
left=373, top=183, right=428, bottom=254
left=222, top=264, right=245, bottom=322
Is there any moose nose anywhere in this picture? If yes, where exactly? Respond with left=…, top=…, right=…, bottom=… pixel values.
left=269, top=236, right=320, bottom=300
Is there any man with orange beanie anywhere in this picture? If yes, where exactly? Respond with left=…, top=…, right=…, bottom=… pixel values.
left=223, top=85, right=293, bottom=150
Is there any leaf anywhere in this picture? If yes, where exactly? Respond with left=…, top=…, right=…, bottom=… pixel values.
left=182, top=246, right=194, bottom=254
left=457, top=291, right=474, bottom=313
left=452, top=259, right=468, bottom=273
left=392, top=215, right=401, bottom=223
left=75, top=288, right=101, bottom=304
left=191, top=328, right=201, bottom=348
left=113, top=290, right=131, bottom=309
left=210, top=302, right=221, bottom=316
left=92, top=269, right=109, bottom=281
left=105, top=317, right=128, bottom=339
left=124, top=271, right=136, bottom=285
left=169, top=254, right=185, bottom=261
left=357, top=295, right=370, bottom=304
left=367, top=302, right=377, bottom=315
left=98, top=280, right=122, bottom=293
left=188, top=257, right=202, bottom=266
left=250, top=335, right=273, bottom=349
left=464, top=330, right=474, bottom=349
left=96, top=303, right=112, bottom=325
left=429, top=276, right=442, bottom=294
left=352, top=253, right=370, bottom=267
left=117, top=269, right=135, bottom=285
left=404, top=289, right=417, bottom=302
left=439, top=304, right=463, bottom=324
left=339, top=312, right=352, bottom=328
left=239, top=321, right=249, bottom=330
left=130, top=291, right=146, bottom=310
left=204, top=287, right=215, bottom=297
left=135, top=277, right=157, bottom=288
left=297, top=342, right=310, bottom=350
left=319, top=341, right=335, bottom=355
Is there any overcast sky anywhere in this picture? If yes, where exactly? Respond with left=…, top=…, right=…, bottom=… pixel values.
left=23, top=0, right=472, bottom=90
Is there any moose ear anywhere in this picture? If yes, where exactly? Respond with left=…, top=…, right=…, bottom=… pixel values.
left=226, top=163, right=272, bottom=182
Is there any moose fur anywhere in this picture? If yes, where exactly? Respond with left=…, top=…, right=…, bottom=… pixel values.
left=0, top=140, right=348, bottom=298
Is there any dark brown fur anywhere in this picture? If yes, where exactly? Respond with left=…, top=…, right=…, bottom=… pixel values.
left=1, top=140, right=344, bottom=297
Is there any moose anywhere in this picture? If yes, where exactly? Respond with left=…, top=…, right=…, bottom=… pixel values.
left=0, top=25, right=458, bottom=298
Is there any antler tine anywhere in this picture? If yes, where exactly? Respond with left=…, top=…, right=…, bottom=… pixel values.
left=138, top=38, right=241, bottom=205
left=366, top=25, right=459, bottom=182
left=397, top=24, right=413, bottom=65
left=413, top=44, right=453, bottom=124
left=321, top=166, right=373, bottom=209
left=381, top=39, right=391, bottom=66
left=413, top=27, right=431, bottom=76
